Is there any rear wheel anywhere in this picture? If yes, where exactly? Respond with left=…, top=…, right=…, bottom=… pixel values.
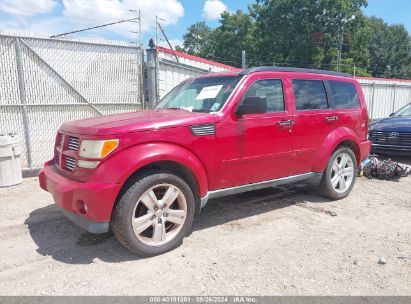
left=319, top=147, right=357, bottom=200
left=112, top=172, right=195, bottom=256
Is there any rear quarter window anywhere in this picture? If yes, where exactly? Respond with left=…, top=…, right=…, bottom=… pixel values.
left=292, top=79, right=329, bottom=111
left=328, top=81, right=360, bottom=109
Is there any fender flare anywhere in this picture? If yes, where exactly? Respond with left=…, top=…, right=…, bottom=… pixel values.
left=92, top=142, right=209, bottom=197
left=312, top=127, right=361, bottom=172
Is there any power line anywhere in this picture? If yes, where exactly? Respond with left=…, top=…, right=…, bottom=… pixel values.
left=50, top=16, right=141, bottom=38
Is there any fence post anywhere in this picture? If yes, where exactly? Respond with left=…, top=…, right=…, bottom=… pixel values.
left=14, top=38, right=33, bottom=168
left=146, top=47, right=158, bottom=108
left=139, top=47, right=145, bottom=110
left=370, top=82, right=376, bottom=120
left=391, top=83, right=397, bottom=114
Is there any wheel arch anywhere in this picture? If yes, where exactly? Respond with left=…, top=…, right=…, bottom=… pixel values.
left=312, top=127, right=361, bottom=172
left=93, top=143, right=209, bottom=216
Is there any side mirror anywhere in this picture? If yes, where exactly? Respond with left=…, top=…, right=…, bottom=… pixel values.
left=235, top=96, right=267, bottom=117
left=389, top=112, right=395, bottom=117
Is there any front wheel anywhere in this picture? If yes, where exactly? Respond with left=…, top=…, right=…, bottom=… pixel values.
left=318, top=147, right=357, bottom=200
left=112, top=172, right=195, bottom=256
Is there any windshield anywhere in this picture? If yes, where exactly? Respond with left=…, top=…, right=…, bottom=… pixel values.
left=394, top=103, right=411, bottom=117
left=155, top=75, right=242, bottom=113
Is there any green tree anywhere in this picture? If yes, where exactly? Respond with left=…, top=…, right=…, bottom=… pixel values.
left=367, top=17, right=411, bottom=78
left=179, top=0, right=411, bottom=78
left=204, top=11, right=257, bottom=67
left=250, top=0, right=369, bottom=71
left=178, top=11, right=257, bottom=67
left=177, top=21, right=212, bottom=56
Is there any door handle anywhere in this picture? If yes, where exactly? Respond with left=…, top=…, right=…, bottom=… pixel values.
left=277, top=120, right=294, bottom=126
left=326, top=116, right=339, bottom=121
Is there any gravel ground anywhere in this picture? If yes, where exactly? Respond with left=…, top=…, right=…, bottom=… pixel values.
left=0, top=172, right=410, bottom=295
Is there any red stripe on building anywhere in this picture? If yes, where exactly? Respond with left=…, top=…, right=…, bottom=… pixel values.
left=157, top=46, right=240, bottom=71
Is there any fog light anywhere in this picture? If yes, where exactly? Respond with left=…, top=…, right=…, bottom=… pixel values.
left=77, top=159, right=100, bottom=169
left=76, top=200, right=88, bottom=215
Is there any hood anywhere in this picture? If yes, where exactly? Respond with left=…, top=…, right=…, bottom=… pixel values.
left=369, top=116, right=411, bottom=132
left=60, top=109, right=213, bottom=136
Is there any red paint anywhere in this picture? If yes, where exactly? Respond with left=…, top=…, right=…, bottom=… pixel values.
left=39, top=163, right=122, bottom=222
left=157, top=46, right=240, bottom=71
left=39, top=69, right=371, bottom=224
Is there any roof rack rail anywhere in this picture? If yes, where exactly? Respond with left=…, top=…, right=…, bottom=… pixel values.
left=240, top=66, right=352, bottom=78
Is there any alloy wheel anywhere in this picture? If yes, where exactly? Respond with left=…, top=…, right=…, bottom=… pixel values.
left=131, top=183, right=187, bottom=246
left=330, top=152, right=355, bottom=194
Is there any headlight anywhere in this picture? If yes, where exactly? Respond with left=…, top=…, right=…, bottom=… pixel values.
left=79, top=139, right=119, bottom=159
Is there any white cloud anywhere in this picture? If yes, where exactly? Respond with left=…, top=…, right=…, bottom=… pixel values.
left=0, top=0, right=184, bottom=38
left=202, top=0, right=227, bottom=20
left=61, top=0, right=184, bottom=37
left=0, top=0, right=57, bottom=17
left=158, top=38, right=183, bottom=49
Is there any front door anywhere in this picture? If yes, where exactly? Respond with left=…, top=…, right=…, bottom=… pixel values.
left=215, top=76, right=294, bottom=189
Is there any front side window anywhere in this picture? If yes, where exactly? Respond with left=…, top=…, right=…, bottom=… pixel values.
left=329, top=81, right=360, bottom=109
left=292, top=79, right=328, bottom=110
left=155, top=76, right=242, bottom=113
left=243, top=79, right=285, bottom=112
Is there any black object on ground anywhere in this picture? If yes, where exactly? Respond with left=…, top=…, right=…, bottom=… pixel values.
left=362, top=156, right=410, bottom=180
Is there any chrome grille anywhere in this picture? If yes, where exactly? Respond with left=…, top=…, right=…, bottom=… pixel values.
left=190, top=124, right=215, bottom=136
left=369, top=131, right=411, bottom=146
left=64, top=156, right=76, bottom=171
left=67, top=136, right=80, bottom=151
left=58, top=133, right=64, bottom=147
left=55, top=133, right=63, bottom=165
left=55, top=150, right=61, bottom=165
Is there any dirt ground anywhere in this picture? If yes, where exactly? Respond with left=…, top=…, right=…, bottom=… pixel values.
left=0, top=168, right=410, bottom=295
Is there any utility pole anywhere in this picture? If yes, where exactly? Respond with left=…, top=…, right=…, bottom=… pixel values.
left=129, top=9, right=145, bottom=109
left=337, top=32, right=343, bottom=72
left=337, top=15, right=355, bottom=72
left=241, top=50, right=246, bottom=69
left=156, top=15, right=159, bottom=46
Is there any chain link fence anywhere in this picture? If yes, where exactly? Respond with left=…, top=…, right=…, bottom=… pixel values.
left=2, top=32, right=410, bottom=170
left=0, top=32, right=143, bottom=169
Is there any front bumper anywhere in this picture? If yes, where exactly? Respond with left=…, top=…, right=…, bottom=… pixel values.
left=38, top=163, right=122, bottom=234
left=371, top=143, right=411, bottom=155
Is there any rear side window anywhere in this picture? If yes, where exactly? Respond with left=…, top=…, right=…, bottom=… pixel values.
left=328, top=81, right=360, bottom=109
left=243, top=79, right=285, bottom=112
left=292, top=79, right=328, bottom=110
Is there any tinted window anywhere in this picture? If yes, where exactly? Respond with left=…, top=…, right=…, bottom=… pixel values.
left=243, top=79, right=285, bottom=112
left=292, top=80, right=328, bottom=110
left=329, top=81, right=360, bottom=109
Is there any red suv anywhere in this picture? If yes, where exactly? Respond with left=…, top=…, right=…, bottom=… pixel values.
left=39, top=67, right=371, bottom=256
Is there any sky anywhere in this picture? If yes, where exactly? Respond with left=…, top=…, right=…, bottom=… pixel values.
left=0, top=0, right=410, bottom=49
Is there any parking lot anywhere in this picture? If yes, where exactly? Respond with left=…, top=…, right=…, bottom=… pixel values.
left=0, top=167, right=410, bottom=295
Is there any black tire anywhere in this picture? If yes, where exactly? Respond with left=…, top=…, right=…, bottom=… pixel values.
left=318, top=147, right=357, bottom=200
left=112, top=171, right=195, bottom=256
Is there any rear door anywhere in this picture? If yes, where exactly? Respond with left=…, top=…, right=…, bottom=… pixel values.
left=290, top=78, right=338, bottom=175
left=326, top=80, right=364, bottom=140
